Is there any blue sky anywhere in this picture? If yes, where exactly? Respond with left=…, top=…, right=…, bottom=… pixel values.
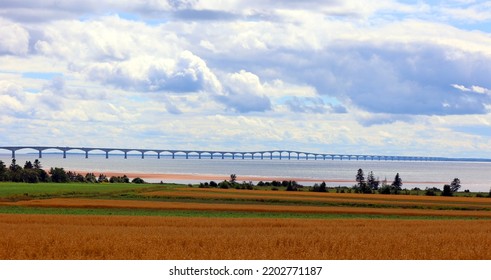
left=1, top=0, right=491, bottom=158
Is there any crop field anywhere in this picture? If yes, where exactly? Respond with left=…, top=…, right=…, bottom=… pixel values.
left=0, top=182, right=491, bottom=259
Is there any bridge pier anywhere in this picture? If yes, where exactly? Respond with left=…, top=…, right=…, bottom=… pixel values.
left=63, top=150, right=66, bottom=159
left=11, top=150, right=15, bottom=159
left=38, top=150, right=42, bottom=159
left=106, top=151, right=109, bottom=159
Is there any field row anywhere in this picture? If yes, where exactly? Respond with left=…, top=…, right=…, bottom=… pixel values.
left=1, top=214, right=490, bottom=259
left=142, top=188, right=491, bottom=210
left=2, top=198, right=491, bottom=218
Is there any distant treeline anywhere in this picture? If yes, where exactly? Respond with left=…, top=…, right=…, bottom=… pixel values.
left=0, top=159, right=145, bottom=184
left=199, top=171, right=491, bottom=197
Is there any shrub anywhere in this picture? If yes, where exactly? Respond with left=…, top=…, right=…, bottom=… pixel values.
left=132, top=177, right=145, bottom=184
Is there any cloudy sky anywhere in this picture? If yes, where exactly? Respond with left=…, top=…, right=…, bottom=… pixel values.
left=1, top=0, right=491, bottom=158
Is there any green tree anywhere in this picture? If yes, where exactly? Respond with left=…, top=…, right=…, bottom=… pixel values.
left=85, top=173, right=97, bottom=183
left=450, top=178, right=461, bottom=193
left=312, top=181, right=327, bottom=192
left=230, top=174, right=237, bottom=184
left=0, top=160, right=8, bottom=181
left=33, top=159, right=42, bottom=169
left=21, top=169, right=39, bottom=183
left=50, top=167, right=69, bottom=183
left=442, top=184, right=452, bottom=196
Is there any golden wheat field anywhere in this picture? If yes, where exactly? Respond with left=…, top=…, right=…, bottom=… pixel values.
left=1, top=214, right=491, bottom=260
left=1, top=184, right=491, bottom=260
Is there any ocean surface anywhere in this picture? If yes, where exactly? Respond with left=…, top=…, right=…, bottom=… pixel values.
left=1, top=153, right=490, bottom=192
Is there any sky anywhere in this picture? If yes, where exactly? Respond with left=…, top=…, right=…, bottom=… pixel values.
left=1, top=0, right=491, bottom=158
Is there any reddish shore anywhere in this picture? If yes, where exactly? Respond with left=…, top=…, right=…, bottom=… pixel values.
left=69, top=170, right=447, bottom=185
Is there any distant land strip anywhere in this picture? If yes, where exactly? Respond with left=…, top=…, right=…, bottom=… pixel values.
left=1, top=146, right=490, bottom=162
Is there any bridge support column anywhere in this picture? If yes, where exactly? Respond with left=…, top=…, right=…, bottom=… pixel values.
left=38, top=150, right=42, bottom=159
left=85, top=151, right=89, bottom=159
left=106, top=151, right=109, bottom=159
left=260, top=153, right=263, bottom=160
left=185, top=153, right=188, bottom=159
left=124, top=152, right=127, bottom=159
left=141, top=152, right=144, bottom=159
left=172, top=153, right=175, bottom=159
left=158, top=153, right=160, bottom=159
left=198, top=153, right=201, bottom=159
left=11, top=150, right=15, bottom=159
left=63, top=150, right=66, bottom=159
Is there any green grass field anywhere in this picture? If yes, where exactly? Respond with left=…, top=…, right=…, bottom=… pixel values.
left=0, top=182, right=169, bottom=199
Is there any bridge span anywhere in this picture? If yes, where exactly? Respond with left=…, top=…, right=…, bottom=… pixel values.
left=0, top=146, right=447, bottom=162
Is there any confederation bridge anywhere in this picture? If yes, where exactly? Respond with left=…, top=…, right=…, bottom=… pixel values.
left=0, top=146, right=446, bottom=161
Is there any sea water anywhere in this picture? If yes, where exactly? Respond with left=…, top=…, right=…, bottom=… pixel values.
left=1, top=153, right=490, bottom=192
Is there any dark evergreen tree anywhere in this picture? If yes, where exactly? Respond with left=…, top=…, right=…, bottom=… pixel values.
left=24, top=161, right=34, bottom=169
left=8, top=159, right=23, bottom=182
left=0, top=160, right=8, bottom=181
left=356, top=168, right=365, bottom=186
left=367, top=171, right=379, bottom=191
left=391, top=173, right=402, bottom=194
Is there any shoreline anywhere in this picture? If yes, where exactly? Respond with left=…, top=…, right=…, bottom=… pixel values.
left=68, top=170, right=447, bottom=186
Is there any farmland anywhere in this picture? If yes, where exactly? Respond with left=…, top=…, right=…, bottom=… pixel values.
left=1, top=182, right=491, bottom=259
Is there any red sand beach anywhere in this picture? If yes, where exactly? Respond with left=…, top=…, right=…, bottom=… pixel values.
left=70, top=170, right=447, bottom=186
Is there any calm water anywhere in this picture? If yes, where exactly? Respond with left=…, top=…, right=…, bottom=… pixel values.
left=1, top=153, right=490, bottom=192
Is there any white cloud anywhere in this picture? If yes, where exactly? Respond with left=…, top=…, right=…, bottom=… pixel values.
left=2, top=1, right=491, bottom=157
left=0, top=18, right=29, bottom=55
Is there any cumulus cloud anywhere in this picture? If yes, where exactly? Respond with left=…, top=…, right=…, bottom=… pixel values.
left=86, top=51, right=220, bottom=93
left=215, top=70, right=272, bottom=113
left=0, top=18, right=29, bottom=55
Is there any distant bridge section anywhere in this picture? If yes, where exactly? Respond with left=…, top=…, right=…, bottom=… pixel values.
left=0, top=145, right=462, bottom=162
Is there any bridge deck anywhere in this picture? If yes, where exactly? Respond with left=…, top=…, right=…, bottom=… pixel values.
left=0, top=146, right=462, bottom=162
